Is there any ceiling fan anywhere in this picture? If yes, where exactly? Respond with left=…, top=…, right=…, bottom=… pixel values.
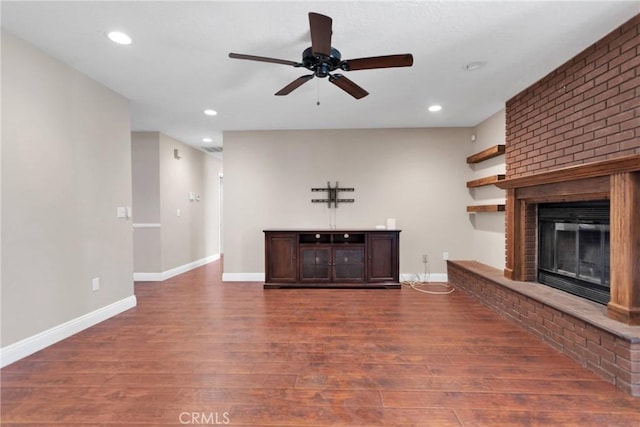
left=229, top=12, right=413, bottom=99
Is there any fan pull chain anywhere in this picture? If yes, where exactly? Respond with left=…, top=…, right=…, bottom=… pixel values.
left=317, top=79, right=320, bottom=106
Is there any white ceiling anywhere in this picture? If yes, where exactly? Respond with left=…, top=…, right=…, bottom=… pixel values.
left=2, top=1, right=638, bottom=151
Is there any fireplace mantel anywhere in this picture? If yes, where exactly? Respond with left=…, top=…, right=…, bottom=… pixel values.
left=497, top=155, right=640, bottom=190
left=496, top=154, right=640, bottom=325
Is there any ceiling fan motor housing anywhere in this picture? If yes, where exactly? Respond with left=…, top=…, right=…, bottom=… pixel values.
left=302, top=46, right=342, bottom=77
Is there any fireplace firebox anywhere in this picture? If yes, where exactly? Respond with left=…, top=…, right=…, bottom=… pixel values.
left=538, top=201, right=610, bottom=305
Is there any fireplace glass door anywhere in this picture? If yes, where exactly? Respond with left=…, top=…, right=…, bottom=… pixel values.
left=538, top=201, right=610, bottom=305
left=578, top=224, right=610, bottom=285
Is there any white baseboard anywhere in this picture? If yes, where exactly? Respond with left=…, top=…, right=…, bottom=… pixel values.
left=400, top=273, right=448, bottom=283
left=222, top=272, right=265, bottom=282
left=134, top=253, right=220, bottom=282
left=0, top=295, right=137, bottom=368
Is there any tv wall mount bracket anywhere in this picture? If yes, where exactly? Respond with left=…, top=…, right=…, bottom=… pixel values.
left=311, top=181, right=354, bottom=208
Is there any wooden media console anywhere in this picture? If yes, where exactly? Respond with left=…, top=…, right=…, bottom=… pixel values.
left=263, top=229, right=400, bottom=288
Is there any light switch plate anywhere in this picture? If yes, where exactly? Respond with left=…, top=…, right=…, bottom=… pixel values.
left=116, top=207, right=127, bottom=218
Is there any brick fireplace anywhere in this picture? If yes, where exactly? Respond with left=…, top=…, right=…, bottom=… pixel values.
left=499, top=156, right=640, bottom=323
left=448, top=14, right=640, bottom=396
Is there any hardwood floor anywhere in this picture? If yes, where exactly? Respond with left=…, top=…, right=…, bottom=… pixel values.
left=2, top=259, right=639, bottom=426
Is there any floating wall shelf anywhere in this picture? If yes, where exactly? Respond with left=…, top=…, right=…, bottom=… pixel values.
left=466, top=174, right=506, bottom=188
left=467, top=204, right=506, bottom=213
left=466, top=145, right=506, bottom=164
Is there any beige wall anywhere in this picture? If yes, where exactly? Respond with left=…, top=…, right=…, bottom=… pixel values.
left=1, top=31, right=135, bottom=346
left=131, top=132, right=222, bottom=274
left=470, top=109, right=507, bottom=269
left=131, top=132, right=161, bottom=273
left=159, top=133, right=204, bottom=271
left=223, top=128, right=475, bottom=279
left=132, top=132, right=161, bottom=223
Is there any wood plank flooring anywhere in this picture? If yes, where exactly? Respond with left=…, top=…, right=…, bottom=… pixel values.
left=2, top=260, right=639, bottom=426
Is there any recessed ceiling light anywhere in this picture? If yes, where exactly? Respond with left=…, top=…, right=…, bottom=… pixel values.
left=464, top=61, right=485, bottom=71
left=428, top=105, right=442, bottom=112
left=107, top=31, right=132, bottom=45
left=202, top=137, right=213, bottom=143
left=203, top=109, right=217, bottom=116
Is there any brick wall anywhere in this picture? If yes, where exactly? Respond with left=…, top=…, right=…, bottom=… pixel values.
left=506, top=14, right=640, bottom=179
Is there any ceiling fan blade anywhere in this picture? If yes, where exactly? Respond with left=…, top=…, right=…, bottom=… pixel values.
left=309, top=12, right=332, bottom=57
left=275, top=75, right=314, bottom=96
left=229, top=53, right=300, bottom=67
left=328, top=74, right=369, bottom=99
left=341, top=54, right=413, bottom=71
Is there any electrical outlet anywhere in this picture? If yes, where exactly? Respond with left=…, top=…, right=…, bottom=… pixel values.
left=442, top=252, right=449, bottom=260
left=92, top=277, right=100, bottom=292
left=422, top=254, right=428, bottom=263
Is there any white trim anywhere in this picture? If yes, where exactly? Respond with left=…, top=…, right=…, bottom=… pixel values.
left=400, top=273, right=448, bottom=283
left=0, top=295, right=137, bottom=368
left=133, top=272, right=164, bottom=281
left=132, top=223, right=161, bottom=228
left=134, top=253, right=220, bottom=282
left=222, top=272, right=265, bottom=282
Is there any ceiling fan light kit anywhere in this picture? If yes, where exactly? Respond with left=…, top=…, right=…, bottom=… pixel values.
left=229, top=12, right=413, bottom=99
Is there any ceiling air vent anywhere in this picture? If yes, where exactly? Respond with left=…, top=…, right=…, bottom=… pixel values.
left=202, top=146, right=223, bottom=153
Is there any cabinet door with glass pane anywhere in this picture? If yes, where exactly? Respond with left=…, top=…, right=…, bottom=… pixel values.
left=333, top=247, right=365, bottom=282
left=300, top=247, right=331, bottom=282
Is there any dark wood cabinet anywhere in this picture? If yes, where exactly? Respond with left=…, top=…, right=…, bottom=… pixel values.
left=264, top=232, right=297, bottom=283
left=264, top=229, right=400, bottom=288
left=367, top=232, right=399, bottom=282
